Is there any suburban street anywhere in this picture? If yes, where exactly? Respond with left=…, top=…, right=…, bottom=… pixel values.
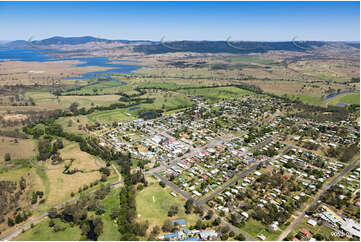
left=277, top=158, right=360, bottom=240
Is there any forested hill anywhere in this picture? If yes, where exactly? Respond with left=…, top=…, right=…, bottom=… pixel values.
left=133, top=41, right=327, bottom=54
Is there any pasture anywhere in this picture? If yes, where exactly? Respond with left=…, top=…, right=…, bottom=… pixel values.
left=32, top=141, right=105, bottom=210
left=56, top=115, right=93, bottom=136
left=87, top=91, right=193, bottom=123
left=0, top=136, right=36, bottom=161
left=24, top=90, right=121, bottom=110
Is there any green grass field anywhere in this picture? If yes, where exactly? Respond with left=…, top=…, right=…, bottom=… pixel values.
left=87, top=91, right=193, bottom=123
left=97, top=189, right=121, bottom=240
left=287, top=94, right=323, bottom=105
left=15, top=218, right=81, bottom=241
left=325, top=93, right=360, bottom=106
left=136, top=182, right=199, bottom=229
left=339, top=93, right=360, bottom=105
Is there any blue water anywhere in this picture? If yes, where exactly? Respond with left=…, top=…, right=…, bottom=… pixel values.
left=0, top=48, right=141, bottom=79
left=322, top=91, right=351, bottom=101
left=128, top=107, right=141, bottom=111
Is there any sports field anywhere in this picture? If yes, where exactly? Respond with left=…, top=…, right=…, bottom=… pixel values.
left=136, top=181, right=199, bottom=229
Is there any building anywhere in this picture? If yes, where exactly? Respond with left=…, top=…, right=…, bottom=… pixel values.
left=199, top=230, right=217, bottom=240
left=307, top=219, right=317, bottom=227
left=172, top=219, right=186, bottom=227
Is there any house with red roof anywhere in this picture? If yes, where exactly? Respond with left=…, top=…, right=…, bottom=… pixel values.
left=300, top=228, right=310, bottom=237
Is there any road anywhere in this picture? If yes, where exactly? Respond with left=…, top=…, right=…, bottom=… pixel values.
left=199, top=144, right=292, bottom=205
left=277, top=158, right=360, bottom=241
left=0, top=179, right=123, bottom=241
left=152, top=172, right=253, bottom=240
left=145, top=133, right=240, bottom=175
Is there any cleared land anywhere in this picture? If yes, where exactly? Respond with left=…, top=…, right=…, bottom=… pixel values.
left=0, top=136, right=36, bottom=161
left=32, top=141, right=104, bottom=209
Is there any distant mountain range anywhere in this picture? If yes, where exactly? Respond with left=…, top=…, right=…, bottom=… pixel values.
left=1, top=36, right=153, bottom=48
left=1, top=36, right=359, bottom=54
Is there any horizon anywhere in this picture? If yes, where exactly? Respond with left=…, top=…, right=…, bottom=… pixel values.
left=1, top=35, right=361, bottom=43
left=0, top=1, right=360, bottom=42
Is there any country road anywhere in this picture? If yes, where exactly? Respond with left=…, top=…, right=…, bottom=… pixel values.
left=277, top=158, right=360, bottom=240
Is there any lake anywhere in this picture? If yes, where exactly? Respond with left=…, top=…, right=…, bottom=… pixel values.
left=0, top=48, right=141, bottom=79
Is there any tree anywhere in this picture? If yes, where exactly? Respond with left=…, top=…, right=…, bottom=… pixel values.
left=194, top=205, right=204, bottom=216
left=4, top=153, right=11, bottom=161
left=48, top=208, right=58, bottom=219
left=206, top=209, right=214, bottom=220
left=234, top=233, right=246, bottom=241
left=184, top=199, right=194, bottom=214
left=137, top=184, right=144, bottom=191
left=195, top=219, right=203, bottom=229
left=7, top=217, right=14, bottom=227
left=151, top=225, right=160, bottom=236
left=162, top=219, right=173, bottom=232
left=49, top=220, right=55, bottom=227
left=15, top=214, right=23, bottom=224
left=212, top=217, right=221, bottom=226
left=159, top=181, right=166, bottom=188
left=168, top=205, right=179, bottom=217
left=69, top=102, right=79, bottom=114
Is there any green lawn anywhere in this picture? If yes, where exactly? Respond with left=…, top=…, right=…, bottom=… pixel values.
left=287, top=94, right=323, bottom=105
left=87, top=92, right=193, bottom=123
left=239, top=218, right=282, bottom=241
left=339, top=93, right=360, bottom=105
left=96, top=189, right=121, bottom=241
left=15, top=218, right=81, bottom=241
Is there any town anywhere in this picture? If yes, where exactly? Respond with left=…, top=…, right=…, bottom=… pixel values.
left=97, top=95, right=360, bottom=241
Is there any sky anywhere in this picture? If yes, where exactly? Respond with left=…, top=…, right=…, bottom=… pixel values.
left=0, top=1, right=359, bottom=41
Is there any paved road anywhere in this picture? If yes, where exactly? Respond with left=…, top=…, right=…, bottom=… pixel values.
left=277, top=158, right=360, bottom=241
left=152, top=172, right=253, bottom=240
left=145, top=133, right=239, bottom=175
left=198, top=161, right=263, bottom=205
left=199, top=144, right=291, bottom=205
left=0, top=179, right=123, bottom=241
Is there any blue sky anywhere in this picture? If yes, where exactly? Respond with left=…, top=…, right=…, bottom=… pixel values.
left=0, top=1, right=359, bottom=41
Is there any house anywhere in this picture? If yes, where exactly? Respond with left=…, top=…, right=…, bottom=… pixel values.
left=241, top=212, right=249, bottom=219
left=300, top=229, right=310, bottom=237
left=199, top=230, right=218, bottom=240
left=163, top=232, right=180, bottom=240
left=307, top=219, right=317, bottom=227
left=257, top=234, right=266, bottom=240
left=270, top=221, right=279, bottom=230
